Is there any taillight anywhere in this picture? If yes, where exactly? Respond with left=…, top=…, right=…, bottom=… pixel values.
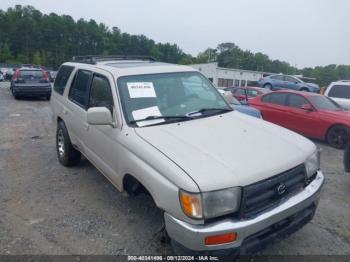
left=12, top=69, right=20, bottom=81
left=43, top=71, right=49, bottom=81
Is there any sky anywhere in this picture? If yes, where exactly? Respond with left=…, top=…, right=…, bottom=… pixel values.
left=1, top=0, right=350, bottom=68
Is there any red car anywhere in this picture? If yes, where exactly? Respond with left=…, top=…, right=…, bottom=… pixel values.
left=225, top=86, right=271, bottom=102
left=249, top=90, right=350, bottom=148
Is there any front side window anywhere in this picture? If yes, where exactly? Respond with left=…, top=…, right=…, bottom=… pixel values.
left=54, top=65, right=74, bottom=95
left=117, top=72, right=230, bottom=126
left=271, top=75, right=284, bottom=81
left=328, top=85, right=350, bottom=99
left=89, top=75, right=114, bottom=112
left=68, top=70, right=92, bottom=109
left=285, top=76, right=299, bottom=83
left=287, top=94, right=309, bottom=108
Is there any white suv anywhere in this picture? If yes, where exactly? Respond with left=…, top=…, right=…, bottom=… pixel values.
left=51, top=56, right=324, bottom=257
left=324, top=80, right=350, bottom=109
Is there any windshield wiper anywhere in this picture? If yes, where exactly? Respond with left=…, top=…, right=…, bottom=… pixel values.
left=186, top=107, right=232, bottom=117
left=130, top=115, right=193, bottom=125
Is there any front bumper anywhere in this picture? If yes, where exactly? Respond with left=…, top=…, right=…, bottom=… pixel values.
left=165, top=171, right=324, bottom=253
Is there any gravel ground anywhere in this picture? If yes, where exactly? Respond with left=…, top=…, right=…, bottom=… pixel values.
left=0, top=81, right=349, bottom=256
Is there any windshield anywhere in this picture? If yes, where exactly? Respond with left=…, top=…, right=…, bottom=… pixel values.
left=117, top=71, right=230, bottom=127
left=308, top=96, right=342, bottom=111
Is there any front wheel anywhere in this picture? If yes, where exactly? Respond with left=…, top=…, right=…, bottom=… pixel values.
left=56, top=121, right=81, bottom=166
left=326, top=125, right=350, bottom=149
left=300, top=87, right=310, bottom=92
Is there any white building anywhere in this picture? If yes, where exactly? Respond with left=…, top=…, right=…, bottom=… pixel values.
left=190, top=62, right=265, bottom=88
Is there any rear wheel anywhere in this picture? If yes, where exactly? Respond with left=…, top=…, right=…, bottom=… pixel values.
left=56, top=121, right=81, bottom=166
left=326, top=125, right=350, bottom=149
left=264, top=83, right=273, bottom=90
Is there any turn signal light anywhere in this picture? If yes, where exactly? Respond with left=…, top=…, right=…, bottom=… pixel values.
left=204, top=232, right=237, bottom=246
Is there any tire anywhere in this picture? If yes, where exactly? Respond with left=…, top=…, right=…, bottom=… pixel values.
left=264, top=83, right=273, bottom=90
left=300, top=87, right=310, bottom=92
left=56, top=121, right=81, bottom=166
left=46, top=95, right=51, bottom=101
left=326, top=125, right=350, bottom=149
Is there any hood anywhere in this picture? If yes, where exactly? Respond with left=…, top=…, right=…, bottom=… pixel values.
left=135, top=111, right=316, bottom=192
left=231, top=104, right=261, bottom=118
left=319, top=109, right=350, bottom=123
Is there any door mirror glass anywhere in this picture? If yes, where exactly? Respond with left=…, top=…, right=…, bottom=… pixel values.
left=87, top=107, right=113, bottom=126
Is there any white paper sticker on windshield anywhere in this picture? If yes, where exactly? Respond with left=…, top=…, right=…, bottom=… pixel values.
left=132, top=106, right=165, bottom=127
left=127, top=82, right=156, bottom=98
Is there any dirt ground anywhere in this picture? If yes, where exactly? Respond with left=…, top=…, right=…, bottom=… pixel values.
left=0, top=81, right=349, bottom=256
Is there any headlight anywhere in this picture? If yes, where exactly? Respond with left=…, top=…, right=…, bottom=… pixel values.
left=305, top=149, right=320, bottom=178
left=179, top=187, right=241, bottom=219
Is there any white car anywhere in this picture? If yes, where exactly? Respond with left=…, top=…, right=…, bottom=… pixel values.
left=324, top=80, right=350, bottom=109
left=51, top=56, right=324, bottom=257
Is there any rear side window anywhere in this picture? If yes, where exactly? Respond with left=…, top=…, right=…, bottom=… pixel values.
left=89, top=75, right=114, bottom=112
left=68, top=70, right=92, bottom=109
left=262, top=93, right=287, bottom=106
left=54, top=65, right=74, bottom=95
left=328, top=85, right=350, bottom=99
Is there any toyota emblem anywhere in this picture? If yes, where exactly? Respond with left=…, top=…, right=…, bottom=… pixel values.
left=276, top=183, right=287, bottom=195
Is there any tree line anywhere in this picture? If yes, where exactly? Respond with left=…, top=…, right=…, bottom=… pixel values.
left=1, top=5, right=349, bottom=86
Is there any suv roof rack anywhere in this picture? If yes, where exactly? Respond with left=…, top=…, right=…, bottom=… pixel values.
left=71, top=55, right=156, bottom=64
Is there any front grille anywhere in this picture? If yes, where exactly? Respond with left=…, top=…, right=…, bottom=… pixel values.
left=238, top=165, right=306, bottom=219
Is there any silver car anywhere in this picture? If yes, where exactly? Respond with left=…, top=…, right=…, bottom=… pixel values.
left=51, top=56, right=324, bottom=257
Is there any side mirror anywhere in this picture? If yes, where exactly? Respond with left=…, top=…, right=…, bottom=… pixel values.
left=87, top=107, right=114, bottom=126
left=300, top=104, right=314, bottom=112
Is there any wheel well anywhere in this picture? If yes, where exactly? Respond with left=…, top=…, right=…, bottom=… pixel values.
left=263, top=83, right=271, bottom=88
left=123, top=174, right=150, bottom=197
left=300, top=87, right=309, bottom=91
left=57, top=116, right=63, bottom=124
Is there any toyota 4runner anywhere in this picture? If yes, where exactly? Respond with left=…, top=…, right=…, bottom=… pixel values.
left=51, top=56, right=324, bottom=256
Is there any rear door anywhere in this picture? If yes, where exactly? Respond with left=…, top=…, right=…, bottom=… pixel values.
left=259, top=93, right=289, bottom=127
left=65, top=69, right=92, bottom=152
left=327, top=84, right=350, bottom=109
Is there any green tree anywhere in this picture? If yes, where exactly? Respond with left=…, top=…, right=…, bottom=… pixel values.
left=0, top=43, right=13, bottom=62
left=32, top=51, right=42, bottom=65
